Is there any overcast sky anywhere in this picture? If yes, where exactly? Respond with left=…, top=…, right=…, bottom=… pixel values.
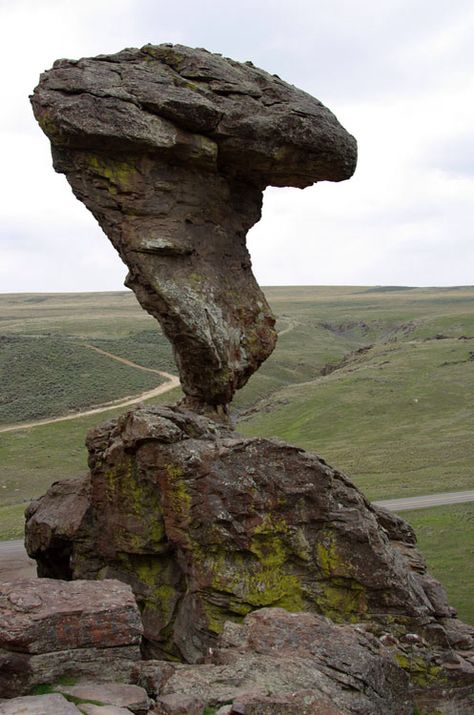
left=1, top=0, right=473, bottom=292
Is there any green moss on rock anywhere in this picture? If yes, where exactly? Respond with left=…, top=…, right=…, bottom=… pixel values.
left=395, top=652, right=444, bottom=687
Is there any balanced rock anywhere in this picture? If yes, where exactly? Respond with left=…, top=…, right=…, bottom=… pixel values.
left=0, top=578, right=142, bottom=697
left=31, top=44, right=357, bottom=413
left=25, top=405, right=474, bottom=699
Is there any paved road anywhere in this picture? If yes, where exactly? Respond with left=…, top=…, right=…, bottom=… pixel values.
left=2, top=490, right=473, bottom=582
left=0, top=539, right=36, bottom=582
left=373, top=489, right=474, bottom=512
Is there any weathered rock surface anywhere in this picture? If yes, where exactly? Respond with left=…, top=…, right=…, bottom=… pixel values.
left=80, top=707, right=135, bottom=715
left=31, top=44, right=357, bottom=412
left=136, top=608, right=412, bottom=714
left=56, top=681, right=149, bottom=714
left=0, top=579, right=142, bottom=697
left=25, top=404, right=474, bottom=711
left=0, top=694, right=82, bottom=715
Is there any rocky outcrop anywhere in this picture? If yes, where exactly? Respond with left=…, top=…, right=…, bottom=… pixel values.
left=0, top=578, right=143, bottom=697
left=0, top=684, right=149, bottom=715
left=25, top=42, right=474, bottom=714
left=30, top=44, right=356, bottom=413
left=136, top=608, right=413, bottom=714
left=25, top=405, right=474, bottom=704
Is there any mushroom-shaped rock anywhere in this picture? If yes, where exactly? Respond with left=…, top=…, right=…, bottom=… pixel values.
left=31, top=44, right=357, bottom=413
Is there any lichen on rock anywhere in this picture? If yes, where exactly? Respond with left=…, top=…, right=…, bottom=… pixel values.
left=26, top=44, right=474, bottom=713
left=25, top=405, right=474, bottom=678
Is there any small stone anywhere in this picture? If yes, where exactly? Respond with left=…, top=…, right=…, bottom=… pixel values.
left=132, top=660, right=177, bottom=697
left=229, top=705, right=246, bottom=714
left=7, top=590, right=43, bottom=610
left=0, top=693, right=81, bottom=714
left=401, top=633, right=422, bottom=645
left=151, top=693, right=205, bottom=714
left=380, top=633, right=398, bottom=647
left=56, top=682, right=149, bottom=714
left=80, top=705, right=135, bottom=715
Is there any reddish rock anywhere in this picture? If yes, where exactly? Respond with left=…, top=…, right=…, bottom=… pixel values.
left=0, top=579, right=142, bottom=697
left=25, top=476, right=91, bottom=579
left=80, top=706, right=135, bottom=715
left=228, top=692, right=348, bottom=715
left=25, top=405, right=461, bottom=663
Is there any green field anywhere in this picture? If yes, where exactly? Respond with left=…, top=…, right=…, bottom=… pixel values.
left=0, top=292, right=175, bottom=425
left=407, top=503, right=474, bottom=624
left=0, top=286, right=473, bottom=621
left=238, top=286, right=474, bottom=500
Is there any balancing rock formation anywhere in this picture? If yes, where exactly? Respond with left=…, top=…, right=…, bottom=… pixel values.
left=31, top=43, right=356, bottom=414
left=26, top=46, right=474, bottom=713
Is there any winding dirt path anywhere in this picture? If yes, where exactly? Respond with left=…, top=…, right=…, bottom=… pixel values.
left=277, top=319, right=300, bottom=337
left=0, top=345, right=180, bottom=434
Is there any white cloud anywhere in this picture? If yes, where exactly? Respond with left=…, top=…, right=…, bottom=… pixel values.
left=1, top=0, right=473, bottom=292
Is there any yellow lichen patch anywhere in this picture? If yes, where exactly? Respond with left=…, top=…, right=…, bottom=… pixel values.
left=199, top=513, right=306, bottom=626
left=37, top=111, right=62, bottom=140
left=104, top=459, right=142, bottom=513
left=315, top=529, right=356, bottom=579
left=202, top=600, right=226, bottom=635
left=85, top=153, right=139, bottom=193
left=249, top=515, right=289, bottom=569
left=239, top=568, right=304, bottom=610
left=103, top=460, right=165, bottom=549
left=315, top=579, right=367, bottom=623
left=394, top=652, right=444, bottom=688
left=116, top=553, right=179, bottom=634
left=163, top=464, right=192, bottom=525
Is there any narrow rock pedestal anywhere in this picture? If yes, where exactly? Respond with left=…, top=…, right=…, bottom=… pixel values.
left=30, top=43, right=357, bottom=412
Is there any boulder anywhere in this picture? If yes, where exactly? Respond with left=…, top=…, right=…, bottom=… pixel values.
left=30, top=44, right=357, bottom=413
left=80, top=707, right=135, bottom=715
left=136, top=607, right=413, bottom=714
left=0, top=579, right=142, bottom=697
left=55, top=682, right=149, bottom=714
left=25, top=404, right=472, bottom=677
left=0, top=694, right=81, bottom=714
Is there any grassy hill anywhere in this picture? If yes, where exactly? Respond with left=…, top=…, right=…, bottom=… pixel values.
left=0, top=286, right=473, bottom=622
left=0, top=292, right=176, bottom=425
left=237, top=286, right=474, bottom=499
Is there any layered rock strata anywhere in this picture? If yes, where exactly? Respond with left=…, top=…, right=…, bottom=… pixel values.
left=30, top=44, right=357, bottom=413
left=25, top=405, right=474, bottom=701
left=0, top=578, right=143, bottom=698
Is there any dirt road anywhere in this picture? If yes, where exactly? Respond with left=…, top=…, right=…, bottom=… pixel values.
left=0, top=346, right=180, bottom=434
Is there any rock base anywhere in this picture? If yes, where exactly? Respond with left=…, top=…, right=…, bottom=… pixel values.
left=0, top=579, right=142, bottom=698
left=24, top=405, right=474, bottom=710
